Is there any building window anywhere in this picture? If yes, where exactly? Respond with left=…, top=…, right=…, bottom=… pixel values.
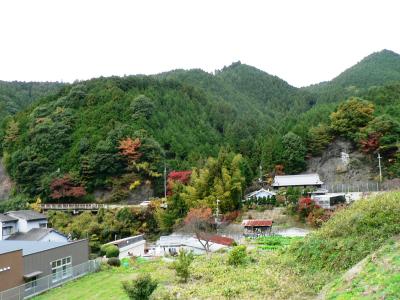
left=39, top=223, right=47, bottom=228
left=51, top=257, right=72, bottom=283
left=2, top=226, right=13, bottom=236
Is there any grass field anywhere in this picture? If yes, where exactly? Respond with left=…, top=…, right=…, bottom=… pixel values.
left=325, top=238, right=400, bottom=300
left=33, top=259, right=174, bottom=300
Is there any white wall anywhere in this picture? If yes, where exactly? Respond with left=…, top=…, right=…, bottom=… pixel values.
left=118, top=240, right=146, bottom=259
left=17, top=219, right=47, bottom=233
left=0, top=222, right=17, bottom=240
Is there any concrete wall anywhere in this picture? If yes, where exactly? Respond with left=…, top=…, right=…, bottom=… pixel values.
left=24, top=239, right=89, bottom=278
left=0, top=250, right=24, bottom=292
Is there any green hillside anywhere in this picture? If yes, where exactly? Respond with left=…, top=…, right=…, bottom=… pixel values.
left=1, top=51, right=400, bottom=203
left=0, top=81, right=63, bottom=122
left=305, top=49, right=400, bottom=103
left=325, top=238, right=400, bottom=300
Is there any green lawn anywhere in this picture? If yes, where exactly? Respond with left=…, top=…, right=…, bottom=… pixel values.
left=33, top=259, right=174, bottom=300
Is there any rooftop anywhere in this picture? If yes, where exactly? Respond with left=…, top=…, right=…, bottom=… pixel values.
left=6, top=228, right=66, bottom=241
left=0, top=240, right=68, bottom=256
left=0, top=213, right=17, bottom=223
left=106, top=235, right=145, bottom=248
left=6, top=210, right=47, bottom=221
left=242, top=219, right=273, bottom=227
left=272, top=173, right=323, bottom=187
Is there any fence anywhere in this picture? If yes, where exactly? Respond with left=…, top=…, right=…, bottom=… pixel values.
left=0, top=260, right=101, bottom=300
left=321, top=181, right=400, bottom=193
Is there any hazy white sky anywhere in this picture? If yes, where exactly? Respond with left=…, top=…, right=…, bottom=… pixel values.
left=0, top=0, right=399, bottom=87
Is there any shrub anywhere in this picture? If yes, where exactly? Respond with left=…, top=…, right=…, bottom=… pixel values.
left=291, top=191, right=400, bottom=271
left=105, top=244, right=120, bottom=258
left=228, top=245, right=247, bottom=266
left=100, top=244, right=112, bottom=256
left=122, top=274, right=158, bottom=300
left=107, top=257, right=121, bottom=267
left=172, top=249, right=194, bottom=282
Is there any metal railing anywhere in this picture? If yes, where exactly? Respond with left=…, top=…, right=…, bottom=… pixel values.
left=0, top=260, right=101, bottom=300
left=322, top=181, right=400, bottom=193
left=41, top=203, right=141, bottom=211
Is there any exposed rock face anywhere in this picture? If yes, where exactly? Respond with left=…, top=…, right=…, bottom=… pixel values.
left=0, top=160, right=12, bottom=200
left=307, top=138, right=376, bottom=185
left=94, top=183, right=154, bottom=204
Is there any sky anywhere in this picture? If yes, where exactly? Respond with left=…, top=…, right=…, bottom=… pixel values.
left=0, top=0, right=399, bottom=87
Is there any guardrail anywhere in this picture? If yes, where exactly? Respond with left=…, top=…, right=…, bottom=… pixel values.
left=0, top=260, right=101, bottom=300
left=40, top=203, right=142, bottom=211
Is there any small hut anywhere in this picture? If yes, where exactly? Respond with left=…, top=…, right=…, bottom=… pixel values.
left=242, top=219, right=273, bottom=237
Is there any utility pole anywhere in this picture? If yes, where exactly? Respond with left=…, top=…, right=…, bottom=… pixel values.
left=258, top=165, right=263, bottom=184
left=377, top=152, right=382, bottom=183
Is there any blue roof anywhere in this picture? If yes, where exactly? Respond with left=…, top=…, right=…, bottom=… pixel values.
left=0, top=240, right=68, bottom=256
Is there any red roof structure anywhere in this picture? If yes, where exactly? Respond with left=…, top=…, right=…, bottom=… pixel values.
left=208, top=235, right=235, bottom=246
left=241, top=220, right=273, bottom=227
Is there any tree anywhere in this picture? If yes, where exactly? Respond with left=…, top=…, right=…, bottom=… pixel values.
left=184, top=207, right=216, bottom=254
left=167, top=170, right=192, bottom=195
left=172, top=249, right=194, bottom=282
left=228, top=245, right=247, bottom=266
left=118, top=138, right=142, bottom=163
left=122, top=274, right=158, bottom=300
left=50, top=175, right=86, bottom=201
left=281, top=132, right=307, bottom=174
left=180, top=150, right=245, bottom=213
left=308, top=123, right=332, bottom=155
left=330, top=97, right=375, bottom=139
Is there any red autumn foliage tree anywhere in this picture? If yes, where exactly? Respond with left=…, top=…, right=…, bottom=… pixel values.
left=118, top=138, right=142, bottom=163
left=50, top=175, right=86, bottom=200
left=167, top=170, right=192, bottom=195
left=184, top=207, right=216, bottom=253
left=359, top=133, right=380, bottom=153
left=298, top=197, right=319, bottom=221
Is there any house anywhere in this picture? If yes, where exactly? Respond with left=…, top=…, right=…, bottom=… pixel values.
left=0, top=210, right=67, bottom=242
left=0, top=239, right=89, bottom=294
left=152, top=234, right=234, bottom=256
left=246, top=188, right=276, bottom=200
left=6, top=228, right=68, bottom=243
left=272, top=173, right=323, bottom=189
left=105, top=235, right=145, bottom=259
left=5, top=210, right=48, bottom=233
left=242, top=219, right=273, bottom=236
left=0, top=214, right=18, bottom=240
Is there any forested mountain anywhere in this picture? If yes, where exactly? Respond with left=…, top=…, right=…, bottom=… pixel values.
left=304, top=49, right=400, bottom=103
left=0, top=81, right=64, bottom=122
left=1, top=50, right=400, bottom=204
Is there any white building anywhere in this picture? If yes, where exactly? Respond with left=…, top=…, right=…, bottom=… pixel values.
left=0, top=214, right=18, bottom=240
left=106, top=235, right=146, bottom=259
left=6, top=228, right=68, bottom=242
left=6, top=210, right=48, bottom=233
left=1, top=210, right=68, bottom=242
left=246, top=188, right=276, bottom=200
left=151, top=234, right=234, bottom=256
left=272, top=173, right=323, bottom=189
